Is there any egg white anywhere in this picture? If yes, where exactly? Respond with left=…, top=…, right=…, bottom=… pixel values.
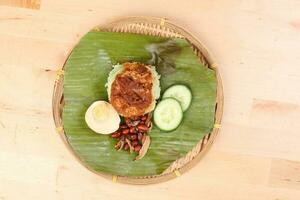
left=85, top=101, right=120, bottom=134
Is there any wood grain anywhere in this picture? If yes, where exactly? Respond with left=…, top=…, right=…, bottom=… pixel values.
left=269, top=159, right=300, bottom=190
left=0, top=0, right=40, bottom=9
left=0, top=0, right=300, bottom=199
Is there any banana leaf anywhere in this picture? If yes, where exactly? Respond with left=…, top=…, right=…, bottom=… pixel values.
left=63, top=31, right=217, bottom=176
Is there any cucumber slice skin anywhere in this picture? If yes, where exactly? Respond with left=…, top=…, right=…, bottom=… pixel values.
left=153, top=98, right=183, bottom=132
left=162, top=84, right=192, bottom=112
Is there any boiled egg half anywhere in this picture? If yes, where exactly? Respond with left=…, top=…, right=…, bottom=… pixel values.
left=85, top=101, right=120, bottom=134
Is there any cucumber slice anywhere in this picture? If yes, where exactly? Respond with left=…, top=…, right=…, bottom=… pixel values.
left=162, top=84, right=192, bottom=112
left=154, top=98, right=183, bottom=131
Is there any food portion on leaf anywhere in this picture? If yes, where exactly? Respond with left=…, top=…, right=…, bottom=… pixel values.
left=85, top=101, right=120, bottom=134
left=154, top=98, right=183, bottom=132
left=162, top=84, right=192, bottom=112
left=105, top=62, right=158, bottom=159
left=85, top=62, right=193, bottom=159
left=154, top=84, right=192, bottom=131
left=111, top=114, right=152, bottom=160
left=106, top=62, right=160, bottom=118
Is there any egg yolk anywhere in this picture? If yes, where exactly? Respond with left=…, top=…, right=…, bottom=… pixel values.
left=92, top=104, right=109, bottom=121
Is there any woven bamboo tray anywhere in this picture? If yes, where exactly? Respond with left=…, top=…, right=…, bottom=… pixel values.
left=52, top=16, right=223, bottom=184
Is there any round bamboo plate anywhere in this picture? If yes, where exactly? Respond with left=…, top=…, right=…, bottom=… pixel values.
left=52, top=16, right=223, bottom=184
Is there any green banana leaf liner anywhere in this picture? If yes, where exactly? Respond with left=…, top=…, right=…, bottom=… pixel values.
left=62, top=31, right=217, bottom=177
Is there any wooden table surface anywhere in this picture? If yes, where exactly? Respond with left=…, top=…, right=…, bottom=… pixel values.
left=1, top=0, right=300, bottom=199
